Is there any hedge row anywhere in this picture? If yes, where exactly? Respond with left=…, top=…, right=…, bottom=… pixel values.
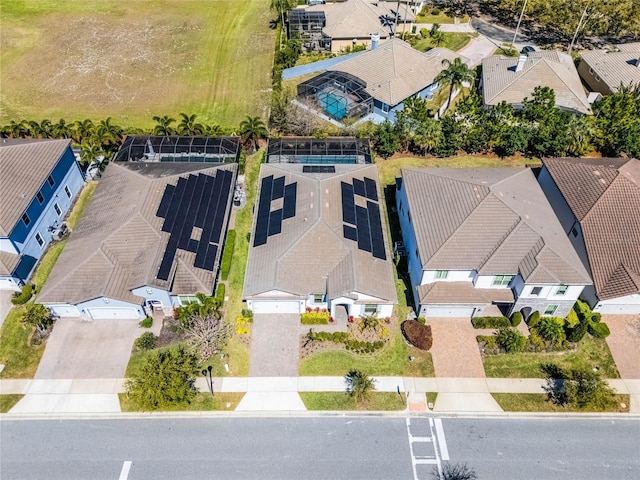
left=215, top=283, right=226, bottom=304
left=11, top=284, right=35, bottom=305
left=306, top=330, right=384, bottom=354
left=401, top=320, right=433, bottom=351
left=219, top=230, right=236, bottom=281
left=471, top=316, right=511, bottom=329
left=301, top=310, right=330, bottom=325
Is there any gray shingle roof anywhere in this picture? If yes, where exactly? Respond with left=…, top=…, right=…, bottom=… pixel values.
left=482, top=51, right=591, bottom=115
left=38, top=161, right=236, bottom=305
left=243, top=163, right=396, bottom=304
left=330, top=39, right=466, bottom=106
left=580, top=44, right=640, bottom=93
left=0, top=139, right=71, bottom=236
left=542, top=157, right=640, bottom=300
left=401, top=167, right=592, bottom=285
left=0, top=250, right=21, bottom=276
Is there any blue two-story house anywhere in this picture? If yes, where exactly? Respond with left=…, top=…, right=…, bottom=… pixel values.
left=0, top=139, right=84, bottom=291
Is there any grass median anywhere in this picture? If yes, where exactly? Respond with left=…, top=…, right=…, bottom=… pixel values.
left=300, top=392, right=406, bottom=411
left=119, top=392, right=244, bottom=412
left=492, top=393, right=630, bottom=413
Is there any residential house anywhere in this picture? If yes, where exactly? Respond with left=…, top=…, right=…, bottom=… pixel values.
left=538, top=157, right=640, bottom=314
left=39, top=136, right=239, bottom=320
left=396, top=168, right=592, bottom=318
left=578, top=43, right=640, bottom=95
left=0, top=139, right=84, bottom=291
left=481, top=50, right=592, bottom=115
left=243, top=147, right=396, bottom=318
left=297, top=38, right=467, bottom=123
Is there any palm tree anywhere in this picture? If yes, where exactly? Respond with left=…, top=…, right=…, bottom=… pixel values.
left=4, top=119, right=28, bottom=138
left=205, top=123, right=224, bottom=136
left=94, top=117, right=123, bottom=150
left=177, top=113, right=204, bottom=136
left=345, top=369, right=375, bottom=403
left=270, top=0, right=296, bottom=27
left=238, top=115, right=268, bottom=153
left=152, top=115, right=176, bottom=136
left=52, top=119, right=71, bottom=139
left=72, top=119, right=95, bottom=144
left=434, top=57, right=475, bottom=113
left=430, top=23, right=445, bottom=47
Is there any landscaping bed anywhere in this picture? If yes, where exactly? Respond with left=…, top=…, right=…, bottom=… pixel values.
left=119, top=392, right=244, bottom=412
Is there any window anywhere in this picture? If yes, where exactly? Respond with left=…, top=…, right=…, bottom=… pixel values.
left=103, top=298, right=110, bottom=304
left=407, top=209, right=412, bottom=224
left=21, top=213, right=30, bottom=226
left=64, top=185, right=72, bottom=198
left=571, top=225, right=579, bottom=237
left=35, top=233, right=44, bottom=247
left=54, top=203, right=61, bottom=216
left=492, top=275, right=514, bottom=286
left=435, top=270, right=449, bottom=279
left=364, top=304, right=377, bottom=315
left=531, top=286, right=542, bottom=296
left=381, top=103, right=390, bottom=113
left=36, top=191, right=44, bottom=203
left=313, top=294, right=324, bottom=303
left=179, top=295, right=199, bottom=305
left=544, top=305, right=558, bottom=315
left=47, top=175, right=55, bottom=187
left=555, top=285, right=569, bottom=296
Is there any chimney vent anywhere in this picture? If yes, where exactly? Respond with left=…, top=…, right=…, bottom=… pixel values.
left=370, top=33, right=380, bottom=50
left=515, top=53, right=527, bottom=72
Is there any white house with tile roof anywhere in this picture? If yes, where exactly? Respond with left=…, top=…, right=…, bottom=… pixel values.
left=396, top=168, right=592, bottom=318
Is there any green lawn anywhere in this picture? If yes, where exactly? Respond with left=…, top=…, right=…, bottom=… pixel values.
left=415, top=13, right=470, bottom=24
left=412, top=33, right=473, bottom=53
left=0, top=1, right=275, bottom=127
left=482, top=336, right=621, bottom=379
left=492, top=393, right=630, bottom=413
left=299, top=392, right=406, bottom=411
left=0, top=394, right=24, bottom=413
left=119, top=392, right=244, bottom=412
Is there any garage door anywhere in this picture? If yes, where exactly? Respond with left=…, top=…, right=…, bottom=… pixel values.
left=251, top=300, right=302, bottom=314
left=48, top=305, right=80, bottom=318
left=424, top=305, right=476, bottom=318
left=86, top=308, right=141, bottom=320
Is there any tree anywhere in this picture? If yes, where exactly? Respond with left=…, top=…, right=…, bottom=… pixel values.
left=433, top=462, right=478, bottom=480
left=593, top=89, right=640, bottom=158
left=72, top=119, right=95, bottom=144
left=413, top=118, right=443, bottom=155
left=270, top=0, right=296, bottom=27
left=94, top=117, right=123, bottom=151
left=434, top=57, right=475, bottom=113
left=183, top=314, right=232, bottom=361
left=345, top=369, right=375, bottom=403
left=542, top=364, right=616, bottom=410
left=373, top=120, right=399, bottom=158
left=496, top=327, right=527, bottom=353
left=175, top=293, right=222, bottom=330
left=125, top=345, right=199, bottom=410
left=22, top=304, right=54, bottom=334
left=533, top=316, right=566, bottom=347
left=152, top=115, right=176, bottom=136
left=177, top=113, right=204, bottom=136
left=239, top=115, right=268, bottom=153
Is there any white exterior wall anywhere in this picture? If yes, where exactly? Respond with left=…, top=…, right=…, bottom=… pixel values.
left=519, top=284, right=583, bottom=301
left=594, top=294, right=640, bottom=314
left=46, top=304, right=81, bottom=318
left=76, top=297, right=145, bottom=320
left=131, top=286, right=173, bottom=309
left=0, top=276, right=21, bottom=291
left=422, top=269, right=474, bottom=284
left=0, top=238, right=18, bottom=254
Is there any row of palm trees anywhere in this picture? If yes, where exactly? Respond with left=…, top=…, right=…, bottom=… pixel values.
left=1, top=114, right=270, bottom=161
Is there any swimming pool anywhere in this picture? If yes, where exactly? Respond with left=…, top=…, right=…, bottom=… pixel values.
left=317, top=90, right=348, bottom=119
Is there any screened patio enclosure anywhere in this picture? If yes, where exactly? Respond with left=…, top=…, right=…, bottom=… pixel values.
left=114, top=136, right=240, bottom=163
left=297, top=71, right=373, bottom=121
left=267, top=137, right=372, bottom=164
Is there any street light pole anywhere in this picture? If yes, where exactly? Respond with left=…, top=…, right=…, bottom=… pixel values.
left=510, top=0, right=529, bottom=50
left=568, top=6, right=589, bottom=53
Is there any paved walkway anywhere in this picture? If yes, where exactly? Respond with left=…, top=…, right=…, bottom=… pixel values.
left=428, top=318, right=486, bottom=378
left=0, top=290, right=14, bottom=331
left=3, top=377, right=638, bottom=414
left=249, top=314, right=300, bottom=377
left=605, top=315, right=640, bottom=379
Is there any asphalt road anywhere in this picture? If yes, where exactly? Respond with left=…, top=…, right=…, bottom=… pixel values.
left=1, top=416, right=639, bottom=480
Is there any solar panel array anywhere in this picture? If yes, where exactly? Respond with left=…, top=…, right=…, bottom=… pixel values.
left=341, top=177, right=386, bottom=260
left=155, top=169, right=234, bottom=281
left=253, top=175, right=297, bottom=247
left=302, top=165, right=336, bottom=173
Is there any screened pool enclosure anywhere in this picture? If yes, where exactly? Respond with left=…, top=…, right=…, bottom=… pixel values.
left=297, top=71, right=373, bottom=121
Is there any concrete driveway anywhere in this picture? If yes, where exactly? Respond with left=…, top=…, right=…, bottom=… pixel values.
left=35, top=317, right=147, bottom=379
left=428, top=317, right=486, bottom=378
left=604, top=314, right=640, bottom=379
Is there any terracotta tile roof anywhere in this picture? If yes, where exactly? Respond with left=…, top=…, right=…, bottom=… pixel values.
left=0, top=139, right=71, bottom=236
left=482, top=51, right=591, bottom=115
left=330, top=39, right=466, bottom=106
left=243, top=163, right=396, bottom=304
left=38, top=161, right=236, bottom=305
left=542, top=157, right=640, bottom=300
left=401, top=168, right=592, bottom=285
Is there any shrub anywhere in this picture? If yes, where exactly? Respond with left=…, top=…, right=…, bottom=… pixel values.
left=219, top=230, right=236, bottom=281
left=527, top=311, right=540, bottom=327
left=565, top=309, right=580, bottom=327
left=574, top=300, right=592, bottom=322
left=11, top=284, right=35, bottom=305
left=591, top=312, right=602, bottom=323
left=215, top=283, right=226, bottom=304
left=301, top=310, right=330, bottom=325
left=533, top=317, right=566, bottom=347
left=134, top=332, right=157, bottom=351
left=417, top=316, right=427, bottom=325
left=510, top=311, right=523, bottom=327
left=588, top=321, right=610, bottom=338
left=496, top=328, right=527, bottom=353
left=241, top=308, right=254, bottom=319
left=236, top=316, right=250, bottom=335
left=528, top=331, right=546, bottom=350
left=543, top=365, right=616, bottom=410
left=401, top=320, right=433, bottom=350
left=140, top=316, right=153, bottom=328
left=477, top=335, right=497, bottom=350
left=565, top=318, right=588, bottom=343
left=471, top=316, right=510, bottom=329
left=431, top=8, right=440, bottom=15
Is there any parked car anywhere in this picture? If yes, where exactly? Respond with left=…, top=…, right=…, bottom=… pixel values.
left=520, top=45, right=535, bottom=54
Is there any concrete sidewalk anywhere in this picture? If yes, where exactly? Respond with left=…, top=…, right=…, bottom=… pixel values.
left=2, top=377, right=639, bottom=414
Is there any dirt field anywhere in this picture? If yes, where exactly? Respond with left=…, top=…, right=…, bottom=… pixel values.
left=0, top=1, right=275, bottom=127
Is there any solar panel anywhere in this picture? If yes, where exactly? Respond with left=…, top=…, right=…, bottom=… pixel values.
left=367, top=201, right=386, bottom=260
left=353, top=178, right=366, bottom=197
left=156, top=184, right=175, bottom=218
left=203, top=244, right=218, bottom=271
left=272, top=175, right=285, bottom=199
left=355, top=205, right=371, bottom=252
left=364, top=177, right=378, bottom=201
left=343, top=225, right=358, bottom=241
left=195, top=173, right=225, bottom=266
left=268, top=209, right=283, bottom=236
left=177, top=175, right=205, bottom=250
left=209, top=170, right=233, bottom=244
left=341, top=182, right=356, bottom=225
left=161, top=176, right=187, bottom=232
left=303, top=165, right=336, bottom=173
left=282, top=183, right=297, bottom=219
left=194, top=175, right=216, bottom=228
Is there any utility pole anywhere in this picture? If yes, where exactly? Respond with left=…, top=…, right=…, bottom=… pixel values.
left=510, top=0, right=528, bottom=50
left=568, top=6, right=589, bottom=53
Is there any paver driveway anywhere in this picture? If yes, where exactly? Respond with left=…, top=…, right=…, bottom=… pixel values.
left=428, top=318, right=486, bottom=378
left=249, top=314, right=299, bottom=377
left=604, top=314, right=640, bottom=379
left=35, top=317, right=148, bottom=379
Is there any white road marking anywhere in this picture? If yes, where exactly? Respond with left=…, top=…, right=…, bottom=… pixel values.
left=119, top=461, right=132, bottom=480
left=406, top=417, right=443, bottom=480
left=434, top=419, right=449, bottom=461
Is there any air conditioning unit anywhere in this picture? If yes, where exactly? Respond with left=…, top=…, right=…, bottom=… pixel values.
left=51, top=223, right=69, bottom=241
